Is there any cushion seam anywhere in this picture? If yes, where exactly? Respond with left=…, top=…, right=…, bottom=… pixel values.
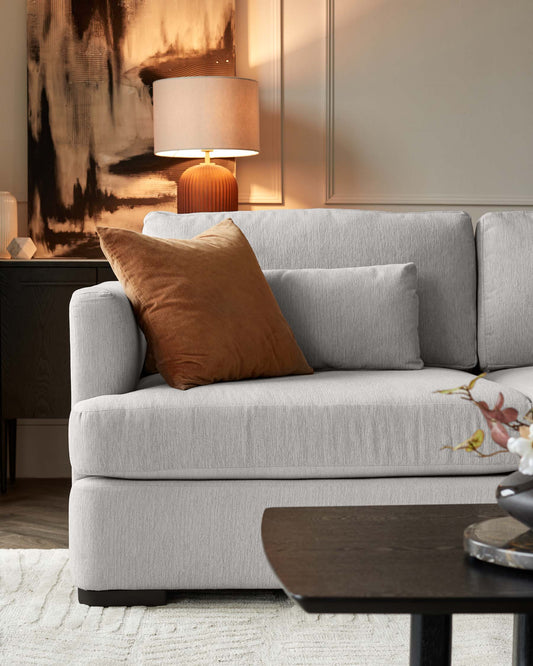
left=72, top=461, right=518, bottom=474
left=72, top=398, right=531, bottom=414
left=477, top=220, right=489, bottom=370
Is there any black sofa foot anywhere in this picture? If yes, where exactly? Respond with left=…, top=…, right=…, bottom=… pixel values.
left=78, top=588, right=168, bottom=607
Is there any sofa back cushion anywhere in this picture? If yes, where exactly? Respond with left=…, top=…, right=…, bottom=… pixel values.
left=477, top=211, right=533, bottom=370
left=264, top=264, right=423, bottom=370
left=144, top=209, right=477, bottom=368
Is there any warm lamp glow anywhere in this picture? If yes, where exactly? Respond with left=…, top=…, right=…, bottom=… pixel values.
left=153, top=76, right=259, bottom=159
left=156, top=149, right=257, bottom=158
left=153, top=76, right=259, bottom=213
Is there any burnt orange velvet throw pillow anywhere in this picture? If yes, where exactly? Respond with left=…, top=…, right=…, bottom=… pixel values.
left=98, top=220, right=312, bottom=389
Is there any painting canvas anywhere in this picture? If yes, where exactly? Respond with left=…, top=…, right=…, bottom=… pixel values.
left=27, top=0, right=235, bottom=257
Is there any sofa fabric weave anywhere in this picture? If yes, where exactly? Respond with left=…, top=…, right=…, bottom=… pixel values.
left=69, top=475, right=510, bottom=591
left=70, top=282, right=147, bottom=405
left=68, top=207, right=533, bottom=596
left=265, top=264, right=423, bottom=370
left=69, top=368, right=528, bottom=481
left=144, top=209, right=477, bottom=369
left=477, top=211, right=533, bottom=370
left=487, top=367, right=533, bottom=401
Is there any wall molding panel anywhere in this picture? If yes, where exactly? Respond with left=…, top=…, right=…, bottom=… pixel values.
left=236, top=0, right=283, bottom=205
left=325, top=0, right=335, bottom=204
left=326, top=0, right=533, bottom=205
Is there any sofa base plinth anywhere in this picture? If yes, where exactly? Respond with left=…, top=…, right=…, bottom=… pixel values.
left=78, top=588, right=168, bottom=607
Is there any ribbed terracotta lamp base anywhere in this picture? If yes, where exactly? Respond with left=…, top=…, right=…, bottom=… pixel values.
left=177, top=163, right=238, bottom=213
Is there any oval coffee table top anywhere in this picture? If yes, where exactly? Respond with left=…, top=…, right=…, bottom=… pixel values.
left=261, top=504, right=533, bottom=614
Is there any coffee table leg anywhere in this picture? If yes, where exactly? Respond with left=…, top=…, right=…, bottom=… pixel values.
left=513, top=614, right=533, bottom=666
left=410, top=614, right=451, bottom=666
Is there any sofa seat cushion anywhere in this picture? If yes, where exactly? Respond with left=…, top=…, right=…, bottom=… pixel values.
left=487, top=367, right=533, bottom=401
left=69, top=368, right=530, bottom=480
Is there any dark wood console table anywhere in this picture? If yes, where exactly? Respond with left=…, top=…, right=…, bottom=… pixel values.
left=0, top=259, right=116, bottom=492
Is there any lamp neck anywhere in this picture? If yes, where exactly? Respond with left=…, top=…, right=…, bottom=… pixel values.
left=202, top=150, right=212, bottom=165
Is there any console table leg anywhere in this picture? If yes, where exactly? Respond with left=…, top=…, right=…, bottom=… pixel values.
left=7, top=419, right=16, bottom=484
left=410, top=614, right=452, bottom=666
left=513, top=614, right=533, bottom=666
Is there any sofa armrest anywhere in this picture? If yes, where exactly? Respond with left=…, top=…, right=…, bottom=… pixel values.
left=70, top=281, right=147, bottom=405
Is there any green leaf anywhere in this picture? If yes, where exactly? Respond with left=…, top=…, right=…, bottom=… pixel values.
left=442, top=429, right=485, bottom=452
left=466, top=373, right=487, bottom=391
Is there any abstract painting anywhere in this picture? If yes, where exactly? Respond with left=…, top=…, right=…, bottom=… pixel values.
left=27, top=0, right=235, bottom=257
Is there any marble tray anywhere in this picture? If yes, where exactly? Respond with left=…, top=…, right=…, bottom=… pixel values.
left=464, top=516, right=533, bottom=569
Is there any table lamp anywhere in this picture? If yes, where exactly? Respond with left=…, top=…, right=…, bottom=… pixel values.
left=153, top=76, right=260, bottom=213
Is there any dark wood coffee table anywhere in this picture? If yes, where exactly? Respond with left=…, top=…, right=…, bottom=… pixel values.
left=261, top=504, right=533, bottom=666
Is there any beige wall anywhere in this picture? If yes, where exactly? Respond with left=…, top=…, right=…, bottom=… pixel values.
left=2, top=0, right=532, bottom=475
left=326, top=0, right=533, bottom=207
left=243, top=0, right=533, bottom=220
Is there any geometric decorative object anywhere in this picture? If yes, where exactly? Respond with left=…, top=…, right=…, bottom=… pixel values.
left=27, top=1, right=236, bottom=257
left=7, top=237, right=37, bottom=260
left=153, top=76, right=259, bottom=213
left=0, top=191, right=18, bottom=258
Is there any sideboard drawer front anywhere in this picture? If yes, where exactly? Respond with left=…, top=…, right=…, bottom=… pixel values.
left=1, top=266, right=97, bottom=418
left=97, top=266, right=117, bottom=283
left=5, top=266, right=96, bottom=285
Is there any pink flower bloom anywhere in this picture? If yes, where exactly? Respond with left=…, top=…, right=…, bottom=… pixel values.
left=485, top=419, right=511, bottom=448
left=476, top=393, right=517, bottom=448
left=478, top=393, right=518, bottom=425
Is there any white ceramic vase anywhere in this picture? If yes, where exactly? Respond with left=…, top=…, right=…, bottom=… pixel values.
left=0, top=192, right=18, bottom=258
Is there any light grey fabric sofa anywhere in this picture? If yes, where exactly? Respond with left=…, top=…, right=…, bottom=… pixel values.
left=69, top=208, right=533, bottom=606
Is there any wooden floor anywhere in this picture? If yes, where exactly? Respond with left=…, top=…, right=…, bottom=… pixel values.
left=0, top=479, right=70, bottom=548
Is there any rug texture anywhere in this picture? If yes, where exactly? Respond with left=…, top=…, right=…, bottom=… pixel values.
left=0, top=550, right=512, bottom=665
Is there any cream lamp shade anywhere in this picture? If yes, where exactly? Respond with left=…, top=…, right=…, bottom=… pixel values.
left=153, top=76, right=259, bottom=213
left=153, top=76, right=259, bottom=158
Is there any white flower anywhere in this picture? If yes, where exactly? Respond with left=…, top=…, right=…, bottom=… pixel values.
left=507, top=425, right=533, bottom=475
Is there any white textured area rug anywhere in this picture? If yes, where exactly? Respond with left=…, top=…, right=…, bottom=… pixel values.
left=0, top=550, right=512, bottom=665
